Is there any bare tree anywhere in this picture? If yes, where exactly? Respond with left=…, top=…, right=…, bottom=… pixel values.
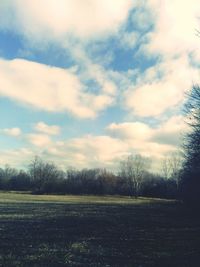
left=119, top=154, right=150, bottom=197
left=161, top=156, right=172, bottom=179
left=29, top=156, right=64, bottom=193
left=168, top=152, right=183, bottom=188
left=161, top=152, right=183, bottom=188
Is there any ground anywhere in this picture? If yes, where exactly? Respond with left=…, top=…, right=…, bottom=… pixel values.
left=0, top=192, right=200, bottom=267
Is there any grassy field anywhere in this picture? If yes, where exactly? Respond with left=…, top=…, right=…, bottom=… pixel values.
left=0, top=192, right=200, bottom=267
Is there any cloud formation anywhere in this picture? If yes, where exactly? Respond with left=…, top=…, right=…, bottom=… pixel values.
left=121, top=0, right=200, bottom=117
left=27, top=134, right=52, bottom=147
left=0, top=127, right=22, bottom=137
left=107, top=116, right=186, bottom=158
left=0, top=114, right=187, bottom=171
left=0, top=0, right=134, bottom=40
left=0, top=58, right=114, bottom=118
left=107, top=122, right=152, bottom=140
left=125, top=56, right=200, bottom=117
left=0, top=1, right=199, bottom=170
left=145, top=0, right=200, bottom=58
left=34, top=122, right=60, bottom=135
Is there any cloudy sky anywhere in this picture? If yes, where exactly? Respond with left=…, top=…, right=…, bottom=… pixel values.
left=0, top=0, right=199, bottom=170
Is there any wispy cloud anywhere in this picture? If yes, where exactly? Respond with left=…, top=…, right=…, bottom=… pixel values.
left=124, top=56, right=200, bottom=117
left=34, top=122, right=60, bottom=135
left=27, top=134, right=52, bottom=147
left=0, top=114, right=187, bottom=171
left=0, top=127, right=22, bottom=137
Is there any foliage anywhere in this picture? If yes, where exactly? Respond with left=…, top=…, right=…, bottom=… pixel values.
left=180, top=85, right=200, bottom=206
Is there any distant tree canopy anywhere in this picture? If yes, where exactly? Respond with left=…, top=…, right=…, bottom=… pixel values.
left=0, top=155, right=179, bottom=199
left=180, top=85, right=200, bottom=206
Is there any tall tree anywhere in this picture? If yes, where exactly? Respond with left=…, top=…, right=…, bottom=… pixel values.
left=181, top=85, right=200, bottom=206
left=119, top=154, right=150, bottom=197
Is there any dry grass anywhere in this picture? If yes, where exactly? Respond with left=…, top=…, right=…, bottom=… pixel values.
left=0, top=192, right=199, bottom=266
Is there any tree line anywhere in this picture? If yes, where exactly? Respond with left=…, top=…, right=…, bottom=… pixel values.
left=0, top=155, right=179, bottom=199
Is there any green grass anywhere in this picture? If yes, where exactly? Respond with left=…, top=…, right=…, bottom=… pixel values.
left=0, top=192, right=200, bottom=267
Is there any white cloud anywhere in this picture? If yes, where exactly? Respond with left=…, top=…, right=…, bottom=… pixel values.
left=27, top=115, right=186, bottom=169
left=0, top=1, right=198, bottom=171
left=152, top=115, right=187, bottom=146
left=120, top=1, right=200, bottom=118
left=107, top=115, right=186, bottom=157
left=68, top=135, right=129, bottom=164
left=131, top=5, right=153, bottom=31
left=157, top=115, right=187, bottom=135
left=61, top=130, right=178, bottom=170
left=28, top=134, right=52, bottom=147
left=69, top=45, right=117, bottom=96
left=0, top=115, right=185, bottom=170
left=0, top=58, right=114, bottom=118
left=125, top=56, right=200, bottom=117
left=119, top=32, right=139, bottom=49
left=34, top=122, right=60, bottom=135
left=21, top=134, right=130, bottom=169
left=107, top=122, right=152, bottom=140
left=0, top=147, right=34, bottom=168
left=145, top=0, right=200, bottom=59
left=0, top=0, right=134, bottom=40
left=126, top=81, right=181, bottom=117
left=0, top=1, right=136, bottom=121
left=1, top=127, right=22, bottom=137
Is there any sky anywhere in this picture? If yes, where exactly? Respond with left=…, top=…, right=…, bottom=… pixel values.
left=0, top=0, right=199, bottom=171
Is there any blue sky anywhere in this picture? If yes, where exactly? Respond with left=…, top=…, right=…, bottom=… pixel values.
left=0, top=0, right=199, bottom=170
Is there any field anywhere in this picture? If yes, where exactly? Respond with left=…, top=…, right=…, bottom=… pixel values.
left=0, top=192, right=200, bottom=267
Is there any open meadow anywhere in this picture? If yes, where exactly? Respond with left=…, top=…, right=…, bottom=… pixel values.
left=0, top=192, right=200, bottom=267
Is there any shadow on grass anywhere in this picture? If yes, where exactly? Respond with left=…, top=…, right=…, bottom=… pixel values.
left=0, top=200, right=200, bottom=266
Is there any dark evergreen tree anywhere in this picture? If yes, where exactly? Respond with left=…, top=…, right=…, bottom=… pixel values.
left=181, top=85, right=200, bottom=206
